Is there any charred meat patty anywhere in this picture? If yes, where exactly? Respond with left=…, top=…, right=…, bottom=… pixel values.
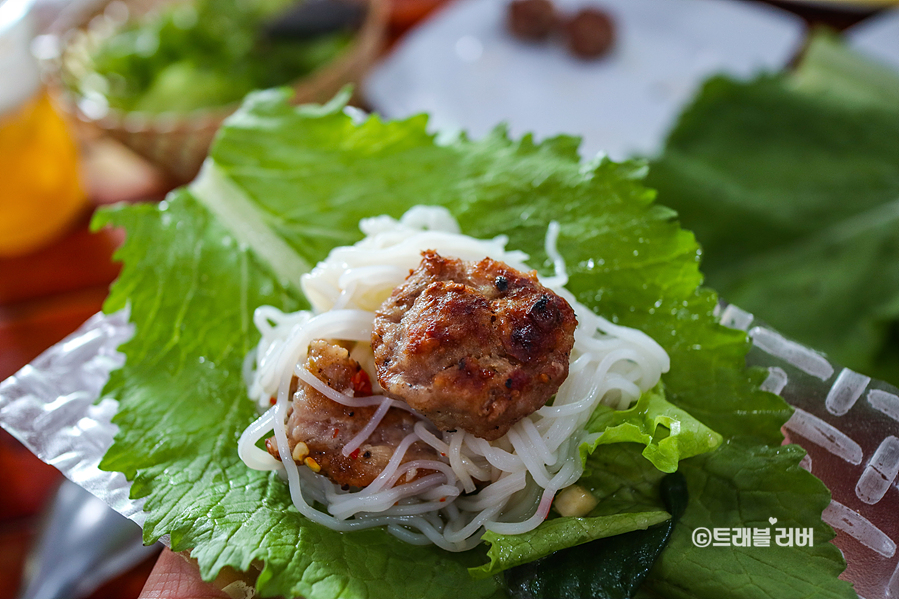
left=266, top=340, right=437, bottom=488
left=372, top=251, right=577, bottom=440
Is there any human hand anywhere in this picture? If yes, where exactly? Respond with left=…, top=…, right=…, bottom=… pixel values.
left=139, top=548, right=256, bottom=599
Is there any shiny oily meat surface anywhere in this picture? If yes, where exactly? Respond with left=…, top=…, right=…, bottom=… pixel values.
left=266, top=340, right=437, bottom=488
left=372, top=251, right=577, bottom=441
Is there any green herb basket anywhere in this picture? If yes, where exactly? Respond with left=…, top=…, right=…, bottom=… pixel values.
left=44, top=0, right=388, bottom=183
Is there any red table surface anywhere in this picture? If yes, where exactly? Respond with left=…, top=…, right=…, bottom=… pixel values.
left=0, top=2, right=882, bottom=597
left=0, top=133, right=170, bottom=598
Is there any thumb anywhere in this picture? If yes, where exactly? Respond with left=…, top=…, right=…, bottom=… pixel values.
left=139, top=548, right=248, bottom=599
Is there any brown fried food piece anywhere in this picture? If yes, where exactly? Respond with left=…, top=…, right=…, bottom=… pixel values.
left=566, top=7, right=615, bottom=59
left=507, top=0, right=557, bottom=41
left=266, top=340, right=438, bottom=488
left=372, top=251, right=576, bottom=441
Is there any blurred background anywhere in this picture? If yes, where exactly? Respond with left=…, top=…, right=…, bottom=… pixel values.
left=1, top=0, right=898, bottom=596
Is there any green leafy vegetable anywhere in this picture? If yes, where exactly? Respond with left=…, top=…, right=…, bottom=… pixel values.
left=504, top=471, right=688, bottom=599
left=790, top=30, right=899, bottom=112
left=94, top=89, right=855, bottom=599
left=474, top=510, right=671, bottom=580
left=647, top=33, right=899, bottom=386
left=474, top=384, right=720, bottom=579
left=80, top=0, right=352, bottom=113
left=473, top=382, right=721, bottom=579
left=582, top=384, right=722, bottom=473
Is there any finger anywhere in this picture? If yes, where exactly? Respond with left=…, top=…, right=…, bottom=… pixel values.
left=139, top=548, right=232, bottom=599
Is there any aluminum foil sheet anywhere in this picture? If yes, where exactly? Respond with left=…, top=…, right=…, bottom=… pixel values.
left=2, top=305, right=899, bottom=598
left=0, top=308, right=147, bottom=526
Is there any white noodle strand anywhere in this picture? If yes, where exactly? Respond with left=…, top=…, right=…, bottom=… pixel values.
left=341, top=397, right=396, bottom=457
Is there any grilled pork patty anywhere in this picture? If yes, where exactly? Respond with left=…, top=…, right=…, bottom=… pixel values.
left=372, top=251, right=576, bottom=441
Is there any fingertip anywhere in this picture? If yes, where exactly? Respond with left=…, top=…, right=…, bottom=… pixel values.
left=139, top=548, right=232, bottom=599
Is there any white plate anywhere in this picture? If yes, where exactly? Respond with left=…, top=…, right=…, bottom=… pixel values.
left=363, top=0, right=805, bottom=161
left=847, top=7, right=899, bottom=72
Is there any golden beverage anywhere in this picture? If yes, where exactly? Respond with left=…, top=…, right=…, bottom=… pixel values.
left=0, top=92, right=86, bottom=256
left=0, top=0, right=87, bottom=257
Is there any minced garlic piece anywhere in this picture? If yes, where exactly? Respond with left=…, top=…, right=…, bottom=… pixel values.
left=292, top=442, right=309, bottom=462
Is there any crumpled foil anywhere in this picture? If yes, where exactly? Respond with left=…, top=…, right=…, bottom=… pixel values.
left=0, top=308, right=146, bottom=526
left=2, top=305, right=899, bottom=598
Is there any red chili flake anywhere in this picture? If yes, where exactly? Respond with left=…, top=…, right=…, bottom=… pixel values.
left=440, top=452, right=447, bottom=457
left=332, top=428, right=339, bottom=439
left=269, top=396, right=277, bottom=405
left=439, top=497, right=446, bottom=503
left=352, top=369, right=373, bottom=396
left=349, top=448, right=360, bottom=460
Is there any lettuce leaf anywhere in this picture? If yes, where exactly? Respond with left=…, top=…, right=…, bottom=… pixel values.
left=94, top=89, right=855, bottom=599
left=475, top=382, right=722, bottom=578
left=646, top=34, right=899, bottom=386
left=503, top=471, right=689, bottom=599
left=472, top=383, right=722, bottom=578
left=582, top=384, right=722, bottom=474
left=473, top=510, right=671, bottom=579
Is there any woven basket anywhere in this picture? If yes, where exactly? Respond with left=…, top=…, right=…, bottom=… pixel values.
left=46, top=0, right=388, bottom=183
